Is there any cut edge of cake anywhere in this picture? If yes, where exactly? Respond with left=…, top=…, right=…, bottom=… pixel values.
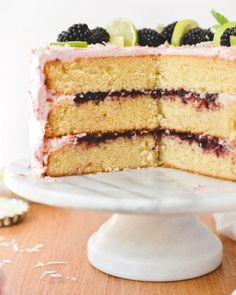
left=30, top=43, right=236, bottom=181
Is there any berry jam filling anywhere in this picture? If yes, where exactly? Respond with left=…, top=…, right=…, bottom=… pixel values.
left=76, top=130, right=157, bottom=146
left=164, top=130, right=227, bottom=157
left=74, top=89, right=219, bottom=110
left=75, top=129, right=228, bottom=157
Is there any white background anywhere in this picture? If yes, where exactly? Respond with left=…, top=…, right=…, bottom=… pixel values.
left=0, top=0, right=235, bottom=167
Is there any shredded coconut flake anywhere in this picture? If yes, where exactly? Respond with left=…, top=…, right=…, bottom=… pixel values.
left=27, top=243, right=44, bottom=253
left=66, top=276, right=77, bottom=282
left=34, top=261, right=44, bottom=269
left=45, top=261, right=67, bottom=266
left=49, top=273, right=63, bottom=278
left=2, top=259, right=13, bottom=264
left=12, top=242, right=19, bottom=253
left=0, top=238, right=16, bottom=247
left=40, top=270, right=57, bottom=279
left=34, top=260, right=67, bottom=269
left=70, top=276, right=77, bottom=282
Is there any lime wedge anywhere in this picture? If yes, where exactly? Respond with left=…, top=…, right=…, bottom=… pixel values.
left=213, top=21, right=236, bottom=45
left=50, top=41, right=88, bottom=48
left=110, top=36, right=125, bottom=47
left=106, top=18, right=138, bottom=47
left=211, top=9, right=228, bottom=25
left=171, top=19, right=199, bottom=46
left=230, top=36, right=236, bottom=46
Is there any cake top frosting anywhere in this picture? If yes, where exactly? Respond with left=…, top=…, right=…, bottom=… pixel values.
left=34, top=42, right=236, bottom=61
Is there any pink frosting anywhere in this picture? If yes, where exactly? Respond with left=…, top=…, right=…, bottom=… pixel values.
left=34, top=42, right=236, bottom=61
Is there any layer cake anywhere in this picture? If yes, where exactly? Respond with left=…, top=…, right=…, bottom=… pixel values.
left=30, top=44, right=236, bottom=180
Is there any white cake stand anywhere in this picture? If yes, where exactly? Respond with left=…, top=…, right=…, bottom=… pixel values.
left=4, top=159, right=236, bottom=282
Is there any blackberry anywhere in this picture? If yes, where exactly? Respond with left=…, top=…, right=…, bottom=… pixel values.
left=220, top=27, right=236, bottom=46
left=57, top=23, right=91, bottom=42
left=161, top=22, right=177, bottom=43
left=88, top=27, right=110, bottom=44
left=57, top=31, right=71, bottom=42
left=138, top=28, right=165, bottom=47
left=182, top=28, right=214, bottom=45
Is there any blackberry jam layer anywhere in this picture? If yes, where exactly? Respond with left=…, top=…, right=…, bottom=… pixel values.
left=164, top=130, right=228, bottom=157
left=76, top=129, right=160, bottom=146
left=75, top=129, right=228, bottom=157
left=74, top=89, right=220, bottom=110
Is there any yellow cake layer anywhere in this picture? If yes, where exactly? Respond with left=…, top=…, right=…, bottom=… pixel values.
left=46, top=134, right=158, bottom=176
left=160, top=136, right=236, bottom=181
left=45, top=132, right=236, bottom=180
left=45, top=56, right=157, bottom=95
left=159, top=55, right=236, bottom=94
left=46, top=96, right=159, bottom=138
left=45, top=55, right=236, bottom=95
left=46, top=95, right=236, bottom=141
left=160, top=97, right=236, bottom=141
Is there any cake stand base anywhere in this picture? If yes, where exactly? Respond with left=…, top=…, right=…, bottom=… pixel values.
left=88, top=214, right=223, bottom=281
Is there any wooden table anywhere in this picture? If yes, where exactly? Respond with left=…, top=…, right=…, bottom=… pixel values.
left=0, top=204, right=235, bottom=295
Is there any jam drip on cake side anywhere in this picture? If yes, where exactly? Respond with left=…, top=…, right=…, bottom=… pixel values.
left=74, top=89, right=219, bottom=110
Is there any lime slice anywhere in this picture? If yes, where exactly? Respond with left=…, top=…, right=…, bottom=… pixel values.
left=230, top=36, right=236, bottom=46
left=50, top=41, right=88, bottom=48
left=106, top=18, right=138, bottom=46
left=211, top=24, right=220, bottom=33
left=211, top=9, right=228, bottom=25
left=171, top=19, right=199, bottom=46
left=155, top=24, right=165, bottom=34
left=213, top=21, right=236, bottom=45
left=110, top=36, right=125, bottom=47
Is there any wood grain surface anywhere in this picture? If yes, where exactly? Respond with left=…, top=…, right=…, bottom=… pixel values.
left=0, top=204, right=235, bottom=295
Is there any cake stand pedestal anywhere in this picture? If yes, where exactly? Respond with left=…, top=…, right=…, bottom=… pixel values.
left=4, top=159, right=236, bottom=282
left=88, top=214, right=222, bottom=281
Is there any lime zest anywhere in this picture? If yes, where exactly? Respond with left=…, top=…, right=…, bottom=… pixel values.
left=110, top=36, right=125, bottom=47
left=213, top=21, right=236, bottom=45
left=230, top=36, right=236, bottom=46
left=211, top=9, right=229, bottom=25
left=50, top=41, right=88, bottom=48
left=171, top=19, right=199, bottom=46
left=106, top=18, right=138, bottom=47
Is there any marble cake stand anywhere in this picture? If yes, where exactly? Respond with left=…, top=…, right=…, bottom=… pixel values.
left=4, top=159, right=236, bottom=281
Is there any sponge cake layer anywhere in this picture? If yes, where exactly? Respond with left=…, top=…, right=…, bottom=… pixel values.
left=46, top=132, right=159, bottom=176
left=46, top=96, right=159, bottom=138
left=45, top=55, right=236, bottom=95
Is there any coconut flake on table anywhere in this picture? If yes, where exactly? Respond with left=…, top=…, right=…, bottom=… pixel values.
left=26, top=243, right=44, bottom=253
left=34, top=260, right=67, bottom=269
left=0, top=238, right=16, bottom=247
